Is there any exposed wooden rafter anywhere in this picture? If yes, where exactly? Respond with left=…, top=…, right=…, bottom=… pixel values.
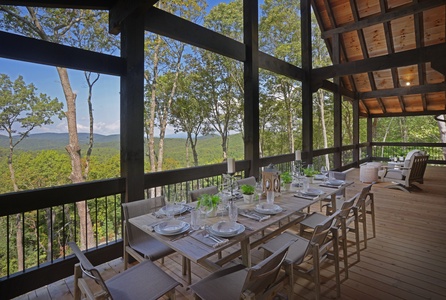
left=359, top=83, right=446, bottom=99
left=109, top=0, right=149, bottom=34
left=313, top=43, right=446, bottom=81
left=321, top=0, right=445, bottom=38
left=0, top=0, right=112, bottom=9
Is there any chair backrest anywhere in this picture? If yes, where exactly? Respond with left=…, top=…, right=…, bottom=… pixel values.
left=122, top=197, right=165, bottom=247
left=331, top=171, right=347, bottom=196
left=303, top=211, right=339, bottom=259
left=189, top=186, right=218, bottom=202
left=407, top=155, right=429, bottom=183
left=236, top=176, right=256, bottom=188
left=355, top=184, right=373, bottom=210
left=242, top=241, right=292, bottom=296
left=68, top=242, right=112, bottom=298
left=337, top=193, right=358, bottom=219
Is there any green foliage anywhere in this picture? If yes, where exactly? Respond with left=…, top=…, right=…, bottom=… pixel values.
left=281, top=171, right=292, bottom=184
left=240, top=184, right=255, bottom=195
left=303, top=168, right=318, bottom=177
left=196, top=193, right=220, bottom=209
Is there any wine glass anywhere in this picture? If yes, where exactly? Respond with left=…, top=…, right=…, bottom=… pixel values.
left=217, top=192, right=230, bottom=219
left=320, top=166, right=328, bottom=182
left=164, top=195, right=176, bottom=220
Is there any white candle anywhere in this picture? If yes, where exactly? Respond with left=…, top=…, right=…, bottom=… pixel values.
left=227, top=158, right=235, bottom=173
left=295, top=150, right=301, bottom=161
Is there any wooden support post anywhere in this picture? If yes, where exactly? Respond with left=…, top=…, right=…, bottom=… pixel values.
left=120, top=10, right=145, bottom=202
left=243, top=0, right=260, bottom=179
left=367, top=117, right=373, bottom=159
left=301, top=0, right=313, bottom=164
left=333, top=33, right=342, bottom=169
left=353, top=98, right=360, bottom=166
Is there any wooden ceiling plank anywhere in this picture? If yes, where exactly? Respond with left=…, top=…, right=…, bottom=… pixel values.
left=321, top=0, right=445, bottom=38
left=313, top=43, right=446, bottom=80
left=379, top=0, right=405, bottom=113
left=320, top=0, right=357, bottom=94
left=350, top=0, right=386, bottom=113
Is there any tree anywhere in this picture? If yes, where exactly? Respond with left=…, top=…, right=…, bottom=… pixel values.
left=0, top=6, right=112, bottom=250
left=144, top=0, right=207, bottom=180
left=0, top=74, right=63, bottom=270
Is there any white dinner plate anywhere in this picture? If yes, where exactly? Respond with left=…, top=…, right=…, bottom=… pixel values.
left=254, top=203, right=283, bottom=215
left=211, top=221, right=240, bottom=235
left=314, top=174, right=326, bottom=180
left=155, top=220, right=190, bottom=235
left=302, top=188, right=324, bottom=197
left=159, top=204, right=188, bottom=216
left=327, top=179, right=344, bottom=186
left=209, top=224, right=245, bottom=238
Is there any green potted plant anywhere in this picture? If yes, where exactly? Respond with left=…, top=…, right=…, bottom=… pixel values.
left=197, top=194, right=220, bottom=217
left=281, top=171, right=293, bottom=191
left=240, top=184, right=255, bottom=203
left=303, top=168, right=318, bottom=183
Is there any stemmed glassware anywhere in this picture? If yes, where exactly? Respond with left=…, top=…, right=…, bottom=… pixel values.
left=320, top=166, right=328, bottom=182
left=217, top=190, right=230, bottom=219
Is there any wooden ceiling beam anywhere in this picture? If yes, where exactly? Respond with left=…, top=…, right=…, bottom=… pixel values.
left=321, top=0, right=445, bottom=38
left=360, top=83, right=446, bottom=99
left=313, top=43, right=446, bottom=80
left=0, top=0, right=112, bottom=9
left=413, top=0, right=427, bottom=111
left=431, top=60, right=446, bottom=76
left=0, top=31, right=125, bottom=76
left=369, top=109, right=446, bottom=118
left=144, top=7, right=245, bottom=62
left=109, top=0, right=150, bottom=35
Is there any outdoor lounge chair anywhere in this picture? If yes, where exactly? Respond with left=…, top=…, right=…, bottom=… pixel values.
left=68, top=241, right=181, bottom=300
left=380, top=154, right=429, bottom=192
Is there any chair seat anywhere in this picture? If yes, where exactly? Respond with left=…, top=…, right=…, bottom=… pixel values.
left=300, top=212, right=328, bottom=228
left=384, top=170, right=404, bottom=180
left=106, top=260, right=180, bottom=300
left=190, top=268, right=248, bottom=300
left=260, top=232, right=307, bottom=265
left=130, top=232, right=175, bottom=261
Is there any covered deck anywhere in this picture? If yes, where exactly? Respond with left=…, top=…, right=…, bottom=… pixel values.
left=15, top=165, right=446, bottom=299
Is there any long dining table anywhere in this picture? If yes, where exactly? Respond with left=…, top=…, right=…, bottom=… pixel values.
left=128, top=179, right=353, bottom=273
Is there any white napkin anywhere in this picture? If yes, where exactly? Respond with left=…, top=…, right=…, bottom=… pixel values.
left=143, top=221, right=164, bottom=232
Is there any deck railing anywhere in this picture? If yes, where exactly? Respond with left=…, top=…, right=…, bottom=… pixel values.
left=1, top=144, right=445, bottom=298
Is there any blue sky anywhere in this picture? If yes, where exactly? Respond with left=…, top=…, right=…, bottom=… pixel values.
left=0, top=0, right=240, bottom=137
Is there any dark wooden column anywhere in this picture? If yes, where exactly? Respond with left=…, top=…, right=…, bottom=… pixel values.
left=301, top=0, right=313, bottom=164
left=243, top=0, right=260, bottom=178
left=333, top=33, right=342, bottom=169
left=367, top=117, right=373, bottom=159
left=353, top=97, right=360, bottom=165
left=120, top=10, right=145, bottom=202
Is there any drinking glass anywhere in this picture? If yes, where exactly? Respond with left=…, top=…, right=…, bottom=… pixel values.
left=255, top=182, right=263, bottom=204
left=190, top=209, right=202, bottom=230
left=228, top=201, right=238, bottom=225
left=217, top=192, right=230, bottom=219
left=164, top=196, right=176, bottom=219
left=320, top=166, right=328, bottom=182
left=302, top=177, right=310, bottom=193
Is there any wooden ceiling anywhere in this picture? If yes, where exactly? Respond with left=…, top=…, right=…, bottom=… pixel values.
left=311, top=0, right=446, bottom=117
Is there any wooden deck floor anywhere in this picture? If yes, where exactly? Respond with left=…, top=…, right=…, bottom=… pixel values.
left=14, top=166, right=446, bottom=300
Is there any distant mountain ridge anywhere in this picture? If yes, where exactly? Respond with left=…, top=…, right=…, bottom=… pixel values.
left=0, top=133, right=120, bottom=151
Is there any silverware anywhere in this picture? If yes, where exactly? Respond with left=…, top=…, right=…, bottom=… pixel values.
left=170, top=229, right=196, bottom=241
left=204, top=233, right=224, bottom=243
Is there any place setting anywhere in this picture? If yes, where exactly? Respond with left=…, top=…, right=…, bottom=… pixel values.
left=190, top=201, right=244, bottom=248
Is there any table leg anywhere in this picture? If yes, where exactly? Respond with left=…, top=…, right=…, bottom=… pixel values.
left=240, top=239, right=251, bottom=267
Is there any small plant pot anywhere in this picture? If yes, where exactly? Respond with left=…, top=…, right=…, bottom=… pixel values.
left=306, top=176, right=314, bottom=184
left=206, top=207, right=218, bottom=217
left=243, top=194, right=254, bottom=203
left=283, top=183, right=291, bottom=191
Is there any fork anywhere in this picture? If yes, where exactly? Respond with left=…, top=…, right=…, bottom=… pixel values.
left=204, top=233, right=224, bottom=243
